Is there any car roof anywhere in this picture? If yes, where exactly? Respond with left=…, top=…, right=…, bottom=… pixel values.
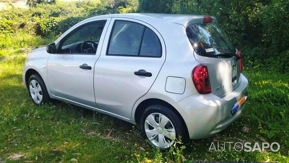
left=88, top=13, right=207, bottom=26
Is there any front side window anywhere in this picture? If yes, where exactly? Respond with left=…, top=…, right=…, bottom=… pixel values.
left=186, top=23, right=235, bottom=57
left=107, top=20, right=161, bottom=57
left=59, top=20, right=106, bottom=54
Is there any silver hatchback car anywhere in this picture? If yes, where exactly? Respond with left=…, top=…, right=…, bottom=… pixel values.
left=23, top=13, right=248, bottom=150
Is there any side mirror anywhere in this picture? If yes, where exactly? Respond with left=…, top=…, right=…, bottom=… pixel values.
left=46, top=43, right=56, bottom=54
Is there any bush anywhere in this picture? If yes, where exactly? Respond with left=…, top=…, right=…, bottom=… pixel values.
left=0, top=0, right=138, bottom=39
left=1, top=0, right=288, bottom=73
left=261, top=0, right=289, bottom=73
left=139, top=0, right=174, bottom=13
left=138, top=0, right=289, bottom=73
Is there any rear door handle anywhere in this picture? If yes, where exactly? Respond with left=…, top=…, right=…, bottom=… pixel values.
left=134, top=69, right=152, bottom=77
left=79, top=63, right=92, bottom=70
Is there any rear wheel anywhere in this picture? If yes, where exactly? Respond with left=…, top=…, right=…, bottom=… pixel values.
left=140, top=105, right=187, bottom=150
left=28, top=74, right=50, bottom=105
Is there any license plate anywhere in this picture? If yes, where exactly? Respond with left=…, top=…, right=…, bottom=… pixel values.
left=231, top=96, right=247, bottom=115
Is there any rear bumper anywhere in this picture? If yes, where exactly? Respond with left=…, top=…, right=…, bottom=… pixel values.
left=177, top=74, right=248, bottom=139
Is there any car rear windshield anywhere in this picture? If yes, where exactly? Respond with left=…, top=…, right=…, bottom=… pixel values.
left=186, top=23, right=235, bottom=56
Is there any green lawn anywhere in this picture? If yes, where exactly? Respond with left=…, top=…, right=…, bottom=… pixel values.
left=0, top=47, right=288, bottom=162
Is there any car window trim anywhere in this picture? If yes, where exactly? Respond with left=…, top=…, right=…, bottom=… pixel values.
left=137, top=26, right=146, bottom=56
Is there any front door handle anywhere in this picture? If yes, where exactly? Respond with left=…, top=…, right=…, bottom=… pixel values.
left=79, top=63, right=92, bottom=70
left=134, top=69, right=152, bottom=77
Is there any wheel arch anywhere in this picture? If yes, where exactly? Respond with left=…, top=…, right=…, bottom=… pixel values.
left=25, top=69, right=41, bottom=88
left=25, top=69, right=50, bottom=98
left=134, top=98, right=189, bottom=138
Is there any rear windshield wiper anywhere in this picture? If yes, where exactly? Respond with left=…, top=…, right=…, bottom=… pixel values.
left=214, top=53, right=240, bottom=60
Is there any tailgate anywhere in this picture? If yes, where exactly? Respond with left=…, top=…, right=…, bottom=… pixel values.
left=194, top=54, right=241, bottom=97
left=186, top=19, right=242, bottom=97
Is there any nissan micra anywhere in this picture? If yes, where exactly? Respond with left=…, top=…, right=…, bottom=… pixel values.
left=23, top=13, right=248, bottom=150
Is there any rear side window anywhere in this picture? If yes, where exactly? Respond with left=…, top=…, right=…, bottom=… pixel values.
left=186, top=23, right=235, bottom=57
left=140, top=28, right=162, bottom=57
left=107, top=20, right=162, bottom=57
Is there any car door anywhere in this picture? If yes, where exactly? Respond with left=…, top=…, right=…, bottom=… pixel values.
left=94, top=19, right=166, bottom=119
left=47, top=19, right=109, bottom=107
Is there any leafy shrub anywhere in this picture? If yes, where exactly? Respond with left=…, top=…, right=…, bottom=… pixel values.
left=138, top=0, right=289, bottom=73
left=139, top=0, right=174, bottom=13
left=0, top=0, right=137, bottom=39
left=1, top=0, right=288, bottom=72
left=261, top=0, right=289, bottom=73
left=26, top=0, right=55, bottom=7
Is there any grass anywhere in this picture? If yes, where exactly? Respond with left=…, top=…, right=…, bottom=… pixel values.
left=0, top=34, right=289, bottom=162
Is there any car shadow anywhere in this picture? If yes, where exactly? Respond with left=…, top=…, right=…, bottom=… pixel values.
left=50, top=100, right=137, bottom=140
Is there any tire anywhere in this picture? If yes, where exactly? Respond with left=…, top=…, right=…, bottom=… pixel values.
left=28, top=74, right=50, bottom=105
left=140, top=105, right=187, bottom=150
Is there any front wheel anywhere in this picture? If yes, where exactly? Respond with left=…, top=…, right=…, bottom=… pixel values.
left=28, top=74, right=50, bottom=105
left=140, top=105, right=187, bottom=150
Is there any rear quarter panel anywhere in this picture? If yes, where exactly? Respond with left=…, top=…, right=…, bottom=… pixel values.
left=145, top=23, right=200, bottom=101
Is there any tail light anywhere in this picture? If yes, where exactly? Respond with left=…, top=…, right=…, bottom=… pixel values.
left=192, top=65, right=211, bottom=94
left=238, top=51, right=243, bottom=72
left=203, top=16, right=213, bottom=23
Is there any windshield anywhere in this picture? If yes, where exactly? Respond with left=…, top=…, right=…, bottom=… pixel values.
left=186, top=23, right=235, bottom=56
